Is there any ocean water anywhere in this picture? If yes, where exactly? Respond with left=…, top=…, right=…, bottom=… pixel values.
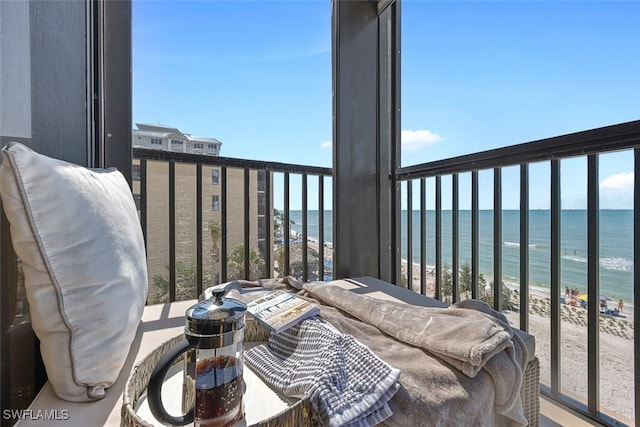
left=289, top=210, right=635, bottom=303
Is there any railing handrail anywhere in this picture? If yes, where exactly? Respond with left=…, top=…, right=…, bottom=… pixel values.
left=396, top=119, right=640, bottom=181
left=133, top=147, right=333, bottom=176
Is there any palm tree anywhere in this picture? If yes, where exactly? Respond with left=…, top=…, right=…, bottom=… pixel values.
left=150, top=261, right=198, bottom=304
left=273, top=208, right=295, bottom=239
left=441, top=265, right=453, bottom=304
left=226, top=245, right=265, bottom=281
left=275, top=246, right=286, bottom=277
left=209, top=220, right=222, bottom=284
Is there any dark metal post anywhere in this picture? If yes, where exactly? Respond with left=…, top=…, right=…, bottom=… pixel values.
left=140, top=159, right=148, bottom=249
left=586, top=154, right=599, bottom=415
left=243, top=169, right=250, bottom=280
left=406, top=181, right=413, bottom=288
left=196, top=163, right=203, bottom=296
left=264, top=171, right=272, bottom=278
left=168, top=161, right=176, bottom=302
left=284, top=173, right=291, bottom=276
left=420, top=178, right=427, bottom=295
left=452, top=173, right=459, bottom=302
left=221, top=167, right=228, bottom=282
left=550, top=159, right=561, bottom=395
left=435, top=176, right=442, bottom=300
left=471, top=171, right=479, bottom=299
left=635, top=148, right=640, bottom=422
left=332, top=0, right=400, bottom=281
left=302, top=174, right=309, bottom=281
left=319, top=175, right=325, bottom=280
left=519, top=163, right=529, bottom=332
left=493, top=168, right=502, bottom=310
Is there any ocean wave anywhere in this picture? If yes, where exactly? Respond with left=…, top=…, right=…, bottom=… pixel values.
left=561, top=255, right=634, bottom=272
left=503, top=242, right=540, bottom=248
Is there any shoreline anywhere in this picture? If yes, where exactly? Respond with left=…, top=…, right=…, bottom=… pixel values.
left=297, top=239, right=635, bottom=320
left=398, top=258, right=635, bottom=322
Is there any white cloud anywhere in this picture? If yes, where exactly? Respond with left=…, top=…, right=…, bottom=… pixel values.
left=401, top=130, right=442, bottom=151
left=599, top=172, right=634, bottom=209
left=320, top=140, right=331, bottom=149
left=600, top=172, right=634, bottom=192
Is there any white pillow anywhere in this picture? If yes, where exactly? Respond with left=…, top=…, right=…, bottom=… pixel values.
left=0, top=142, right=148, bottom=402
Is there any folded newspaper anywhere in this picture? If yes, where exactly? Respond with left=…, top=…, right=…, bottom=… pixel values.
left=246, top=290, right=320, bottom=333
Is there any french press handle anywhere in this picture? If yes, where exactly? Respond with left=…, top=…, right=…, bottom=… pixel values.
left=147, top=339, right=194, bottom=426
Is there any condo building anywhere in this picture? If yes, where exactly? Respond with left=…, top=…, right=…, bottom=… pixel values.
left=132, top=123, right=221, bottom=156
left=132, top=124, right=272, bottom=300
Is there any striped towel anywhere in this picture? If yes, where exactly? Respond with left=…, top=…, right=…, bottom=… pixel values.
left=244, top=317, right=400, bottom=427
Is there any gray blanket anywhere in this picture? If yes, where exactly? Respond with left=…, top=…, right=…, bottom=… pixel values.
left=215, top=278, right=529, bottom=426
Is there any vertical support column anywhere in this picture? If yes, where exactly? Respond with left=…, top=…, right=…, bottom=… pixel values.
left=332, top=0, right=400, bottom=282
left=100, top=0, right=132, bottom=178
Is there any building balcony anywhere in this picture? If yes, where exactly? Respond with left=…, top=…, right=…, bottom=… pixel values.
left=127, top=120, right=639, bottom=426
left=0, top=0, right=637, bottom=425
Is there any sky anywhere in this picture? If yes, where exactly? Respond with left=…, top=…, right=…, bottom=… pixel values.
left=133, top=0, right=640, bottom=210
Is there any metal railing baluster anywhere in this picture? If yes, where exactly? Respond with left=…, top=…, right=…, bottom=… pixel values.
left=452, top=174, right=459, bottom=302
left=196, top=163, right=203, bottom=297
left=319, top=175, right=325, bottom=281
left=519, top=163, right=529, bottom=332
left=407, top=180, right=413, bottom=288
left=302, top=174, right=308, bottom=282
left=471, top=171, right=479, bottom=300
left=221, top=167, right=228, bottom=282
left=493, top=168, right=502, bottom=311
left=284, top=173, right=291, bottom=277
left=550, top=159, right=561, bottom=396
left=435, top=176, right=442, bottom=300
left=587, top=154, right=600, bottom=415
left=168, top=160, right=176, bottom=302
left=420, top=178, right=427, bottom=295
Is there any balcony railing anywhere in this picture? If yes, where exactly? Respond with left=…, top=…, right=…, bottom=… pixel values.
left=133, top=120, right=640, bottom=426
left=395, top=119, right=640, bottom=425
left=132, top=148, right=332, bottom=303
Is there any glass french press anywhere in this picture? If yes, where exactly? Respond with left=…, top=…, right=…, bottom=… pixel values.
left=148, top=289, right=247, bottom=426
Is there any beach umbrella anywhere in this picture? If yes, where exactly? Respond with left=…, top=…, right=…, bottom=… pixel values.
left=577, top=294, right=611, bottom=302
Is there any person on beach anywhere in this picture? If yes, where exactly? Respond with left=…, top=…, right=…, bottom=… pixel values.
left=618, top=299, right=624, bottom=313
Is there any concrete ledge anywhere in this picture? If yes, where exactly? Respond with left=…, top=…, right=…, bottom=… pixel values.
left=15, top=300, right=195, bottom=427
